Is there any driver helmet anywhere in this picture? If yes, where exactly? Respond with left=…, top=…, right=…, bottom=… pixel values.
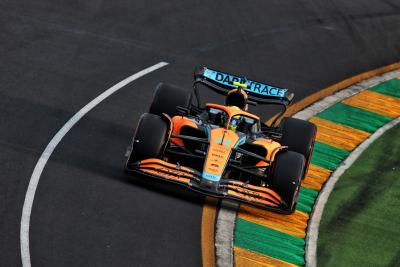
left=228, top=106, right=243, bottom=132
left=225, top=89, right=248, bottom=111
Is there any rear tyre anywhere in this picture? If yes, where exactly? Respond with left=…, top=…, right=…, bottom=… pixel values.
left=149, top=83, right=192, bottom=117
left=279, top=117, right=316, bottom=175
left=271, top=151, right=305, bottom=213
left=126, top=113, right=168, bottom=165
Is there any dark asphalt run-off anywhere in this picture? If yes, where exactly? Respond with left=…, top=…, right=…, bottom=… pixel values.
left=1, top=0, right=400, bottom=266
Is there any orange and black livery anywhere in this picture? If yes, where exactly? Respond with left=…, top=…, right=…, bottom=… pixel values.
left=125, top=67, right=316, bottom=214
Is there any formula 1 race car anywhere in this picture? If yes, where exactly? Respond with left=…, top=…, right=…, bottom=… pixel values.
left=125, top=67, right=316, bottom=214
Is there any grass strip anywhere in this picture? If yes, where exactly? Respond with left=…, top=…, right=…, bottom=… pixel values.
left=318, top=123, right=400, bottom=267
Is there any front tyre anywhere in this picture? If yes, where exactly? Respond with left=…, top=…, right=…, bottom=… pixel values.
left=271, top=151, right=305, bottom=213
left=126, top=113, right=168, bottom=166
left=279, top=117, right=316, bottom=176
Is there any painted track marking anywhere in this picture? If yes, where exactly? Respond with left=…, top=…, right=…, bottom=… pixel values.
left=20, top=61, right=169, bottom=267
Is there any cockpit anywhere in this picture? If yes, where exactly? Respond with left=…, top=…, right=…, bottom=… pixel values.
left=207, top=106, right=259, bottom=134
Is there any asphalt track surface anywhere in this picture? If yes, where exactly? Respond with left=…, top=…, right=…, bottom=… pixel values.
left=1, top=1, right=399, bottom=266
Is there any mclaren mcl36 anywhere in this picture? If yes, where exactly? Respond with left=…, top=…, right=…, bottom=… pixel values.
left=125, top=67, right=316, bottom=214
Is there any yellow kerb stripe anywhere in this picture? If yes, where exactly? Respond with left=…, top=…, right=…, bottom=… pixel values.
left=302, top=164, right=332, bottom=191
left=342, top=90, right=400, bottom=118
left=309, top=117, right=370, bottom=150
left=235, top=247, right=300, bottom=267
left=238, top=205, right=309, bottom=238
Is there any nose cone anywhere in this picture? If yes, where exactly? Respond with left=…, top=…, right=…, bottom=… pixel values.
left=202, top=128, right=239, bottom=182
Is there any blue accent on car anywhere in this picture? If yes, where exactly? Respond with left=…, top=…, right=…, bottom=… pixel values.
left=235, top=135, right=247, bottom=148
left=214, top=137, right=232, bottom=147
left=203, top=68, right=287, bottom=98
left=202, top=172, right=221, bottom=182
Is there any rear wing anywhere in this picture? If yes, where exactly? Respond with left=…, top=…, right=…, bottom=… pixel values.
left=194, top=66, right=294, bottom=106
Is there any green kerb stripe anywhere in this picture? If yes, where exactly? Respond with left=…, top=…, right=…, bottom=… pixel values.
left=310, top=141, right=350, bottom=171
left=297, top=186, right=319, bottom=213
left=316, top=102, right=392, bottom=133
left=235, top=218, right=305, bottom=266
left=368, top=78, right=400, bottom=98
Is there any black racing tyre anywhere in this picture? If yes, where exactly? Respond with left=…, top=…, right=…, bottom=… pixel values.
left=127, top=113, right=168, bottom=165
left=279, top=117, right=316, bottom=167
left=271, top=151, right=305, bottom=213
left=149, top=82, right=192, bottom=117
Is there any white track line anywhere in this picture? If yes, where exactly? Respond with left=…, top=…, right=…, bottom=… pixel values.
left=20, top=61, right=169, bottom=267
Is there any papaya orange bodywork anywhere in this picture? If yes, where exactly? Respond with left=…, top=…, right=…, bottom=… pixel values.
left=252, top=139, right=283, bottom=167
left=127, top=102, right=299, bottom=212
left=227, top=190, right=280, bottom=207
left=203, top=128, right=239, bottom=179
left=139, top=158, right=194, bottom=183
left=170, top=116, right=198, bottom=146
left=206, top=103, right=259, bottom=121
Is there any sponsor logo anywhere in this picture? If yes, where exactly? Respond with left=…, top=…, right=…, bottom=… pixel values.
left=211, top=153, right=223, bottom=158
left=204, top=69, right=286, bottom=98
left=214, top=138, right=232, bottom=147
left=202, top=172, right=221, bottom=181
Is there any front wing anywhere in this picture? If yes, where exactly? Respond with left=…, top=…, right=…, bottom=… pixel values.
left=125, top=158, right=291, bottom=213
